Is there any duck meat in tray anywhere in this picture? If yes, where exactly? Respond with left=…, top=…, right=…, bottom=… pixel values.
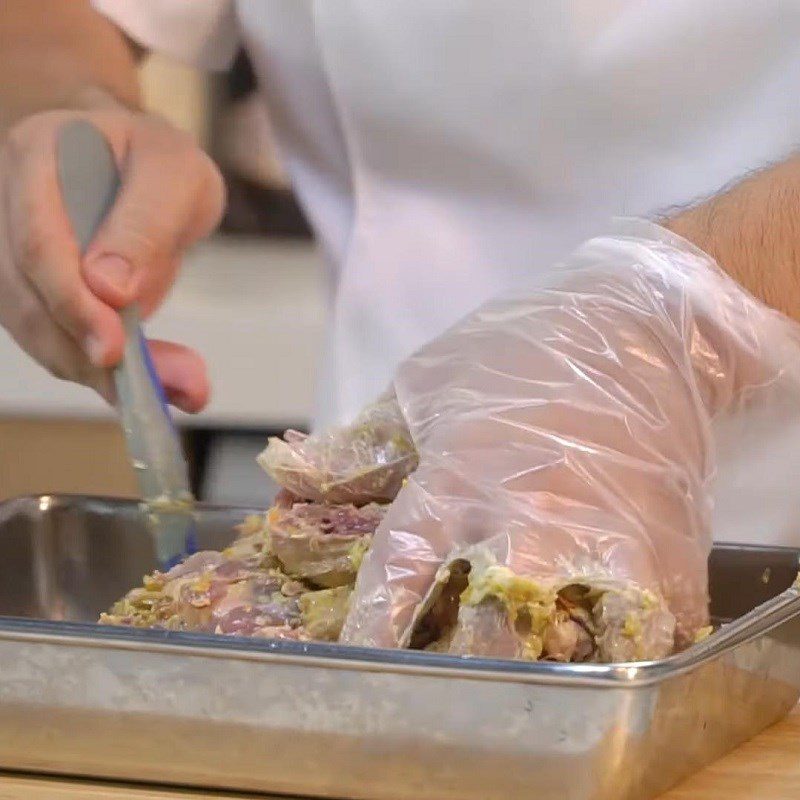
left=102, top=389, right=709, bottom=664
left=100, top=501, right=384, bottom=642
left=100, top=391, right=411, bottom=642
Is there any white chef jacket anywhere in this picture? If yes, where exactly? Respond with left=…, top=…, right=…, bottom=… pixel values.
left=93, top=0, right=800, bottom=546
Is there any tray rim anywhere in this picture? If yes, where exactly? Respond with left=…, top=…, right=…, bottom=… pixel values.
left=1, top=493, right=799, bottom=689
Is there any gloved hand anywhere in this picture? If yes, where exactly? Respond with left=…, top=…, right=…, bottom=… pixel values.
left=0, top=105, right=225, bottom=409
left=339, top=220, right=800, bottom=661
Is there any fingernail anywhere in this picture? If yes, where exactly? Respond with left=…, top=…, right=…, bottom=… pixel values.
left=84, top=254, right=135, bottom=296
left=171, top=387, right=201, bottom=412
left=84, top=334, right=106, bottom=366
left=170, top=391, right=191, bottom=410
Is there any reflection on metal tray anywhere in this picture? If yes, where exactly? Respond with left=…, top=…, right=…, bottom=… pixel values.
left=0, top=495, right=798, bottom=800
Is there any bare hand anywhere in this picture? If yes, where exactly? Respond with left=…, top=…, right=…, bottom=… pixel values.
left=0, top=107, right=225, bottom=410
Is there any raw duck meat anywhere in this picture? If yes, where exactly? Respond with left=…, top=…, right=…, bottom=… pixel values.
left=402, top=551, right=676, bottom=663
left=101, top=396, right=401, bottom=640
left=267, top=501, right=384, bottom=588
left=100, top=503, right=384, bottom=642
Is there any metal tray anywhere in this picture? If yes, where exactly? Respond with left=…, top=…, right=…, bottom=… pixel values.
left=0, top=494, right=798, bottom=800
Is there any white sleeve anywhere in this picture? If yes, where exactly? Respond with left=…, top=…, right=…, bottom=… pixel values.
left=91, top=0, right=239, bottom=71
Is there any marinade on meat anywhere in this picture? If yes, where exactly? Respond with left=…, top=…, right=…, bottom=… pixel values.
left=267, top=502, right=384, bottom=588
left=100, top=503, right=384, bottom=642
left=402, top=550, right=676, bottom=663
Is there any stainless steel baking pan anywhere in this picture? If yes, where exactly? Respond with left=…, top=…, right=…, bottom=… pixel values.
left=0, top=494, right=797, bottom=800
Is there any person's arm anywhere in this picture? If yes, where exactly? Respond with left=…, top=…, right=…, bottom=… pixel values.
left=341, top=162, right=800, bottom=653
left=664, top=157, right=800, bottom=325
left=0, top=0, right=224, bottom=410
left=0, top=0, right=142, bottom=131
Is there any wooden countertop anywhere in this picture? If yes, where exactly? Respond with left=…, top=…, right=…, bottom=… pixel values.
left=0, top=706, right=797, bottom=800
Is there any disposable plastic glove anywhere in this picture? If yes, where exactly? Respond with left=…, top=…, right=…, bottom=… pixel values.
left=340, top=220, right=800, bottom=662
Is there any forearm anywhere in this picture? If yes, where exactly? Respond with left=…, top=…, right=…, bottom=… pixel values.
left=664, top=156, right=800, bottom=325
left=0, top=0, right=142, bottom=134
